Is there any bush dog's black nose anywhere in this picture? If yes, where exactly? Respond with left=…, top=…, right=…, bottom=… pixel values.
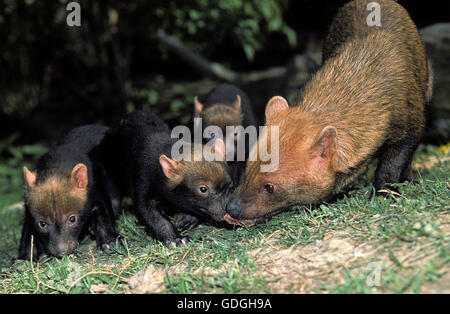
left=226, top=199, right=243, bottom=219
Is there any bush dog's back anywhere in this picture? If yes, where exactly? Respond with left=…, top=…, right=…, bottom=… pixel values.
left=225, top=0, right=432, bottom=226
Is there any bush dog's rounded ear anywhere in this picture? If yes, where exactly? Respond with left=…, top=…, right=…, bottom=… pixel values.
left=71, top=163, right=88, bottom=189
left=159, top=155, right=182, bottom=181
left=232, top=94, right=241, bottom=111
left=23, top=166, right=36, bottom=189
left=194, top=96, right=203, bottom=115
left=265, top=96, right=289, bottom=122
left=314, top=126, right=337, bottom=159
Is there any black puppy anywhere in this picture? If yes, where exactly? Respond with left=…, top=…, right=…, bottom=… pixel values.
left=97, top=111, right=233, bottom=246
left=19, top=125, right=121, bottom=261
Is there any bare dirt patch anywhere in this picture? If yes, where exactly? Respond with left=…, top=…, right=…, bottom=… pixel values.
left=250, top=230, right=378, bottom=293
left=125, top=215, right=449, bottom=294
left=412, top=144, right=450, bottom=170
left=127, top=264, right=170, bottom=293
left=249, top=220, right=449, bottom=293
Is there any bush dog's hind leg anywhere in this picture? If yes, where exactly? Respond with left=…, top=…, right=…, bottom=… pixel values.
left=374, top=136, right=419, bottom=196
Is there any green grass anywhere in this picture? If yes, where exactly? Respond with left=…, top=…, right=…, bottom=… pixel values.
left=0, top=143, right=448, bottom=293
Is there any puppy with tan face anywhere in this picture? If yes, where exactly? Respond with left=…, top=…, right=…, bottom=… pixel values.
left=158, top=140, right=233, bottom=231
left=19, top=125, right=121, bottom=260
left=192, top=84, right=257, bottom=184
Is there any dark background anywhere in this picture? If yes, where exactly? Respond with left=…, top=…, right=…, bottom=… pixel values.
left=0, top=0, right=448, bottom=146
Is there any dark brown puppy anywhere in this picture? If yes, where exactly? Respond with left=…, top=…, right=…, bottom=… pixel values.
left=225, top=0, right=432, bottom=225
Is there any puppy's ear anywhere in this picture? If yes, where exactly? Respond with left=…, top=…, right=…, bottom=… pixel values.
left=212, top=138, right=226, bottom=161
left=23, top=166, right=36, bottom=189
left=70, top=163, right=88, bottom=189
left=232, top=95, right=241, bottom=111
left=159, top=155, right=182, bottom=182
left=194, top=96, right=203, bottom=116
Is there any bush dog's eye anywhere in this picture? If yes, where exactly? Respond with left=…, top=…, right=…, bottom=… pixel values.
left=68, top=215, right=77, bottom=225
left=38, top=221, right=47, bottom=229
left=264, top=184, right=275, bottom=194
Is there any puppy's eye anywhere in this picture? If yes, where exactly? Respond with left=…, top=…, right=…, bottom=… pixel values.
left=209, top=131, right=215, bottom=138
left=38, top=221, right=47, bottom=229
left=264, top=184, right=276, bottom=194
left=196, top=184, right=209, bottom=196
left=68, top=215, right=77, bottom=226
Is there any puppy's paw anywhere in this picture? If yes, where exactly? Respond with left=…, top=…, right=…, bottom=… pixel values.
left=98, top=236, right=124, bottom=252
left=165, top=236, right=191, bottom=248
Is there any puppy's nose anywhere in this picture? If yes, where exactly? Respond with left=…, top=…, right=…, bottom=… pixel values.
left=50, top=242, right=67, bottom=258
left=53, top=240, right=77, bottom=257
left=226, top=199, right=243, bottom=219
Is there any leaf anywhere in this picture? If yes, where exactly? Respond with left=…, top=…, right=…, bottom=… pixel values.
left=21, top=144, right=48, bottom=156
left=282, top=25, right=298, bottom=46
left=170, top=100, right=184, bottom=112
left=147, top=90, right=159, bottom=105
left=242, top=44, right=255, bottom=61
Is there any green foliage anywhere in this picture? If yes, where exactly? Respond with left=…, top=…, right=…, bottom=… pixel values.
left=0, top=134, right=47, bottom=205
left=0, top=0, right=296, bottom=127
left=128, top=78, right=198, bottom=125
left=154, top=0, right=295, bottom=61
left=0, top=134, right=47, bottom=267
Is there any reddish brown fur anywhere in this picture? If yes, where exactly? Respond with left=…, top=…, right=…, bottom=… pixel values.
left=227, top=0, right=431, bottom=223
